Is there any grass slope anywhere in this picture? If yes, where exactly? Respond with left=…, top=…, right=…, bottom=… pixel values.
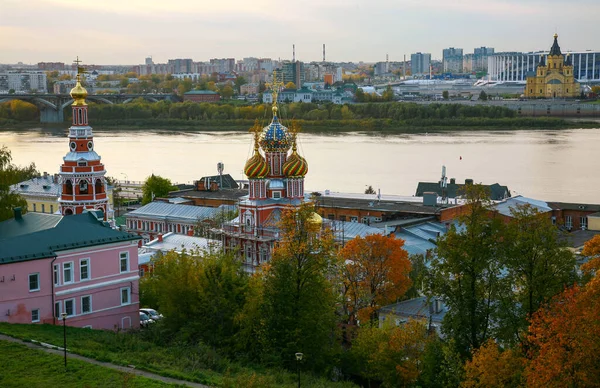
left=0, top=340, right=176, bottom=388
left=0, top=323, right=356, bottom=388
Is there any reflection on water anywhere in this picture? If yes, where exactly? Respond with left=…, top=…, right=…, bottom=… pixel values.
left=2, top=126, right=600, bottom=203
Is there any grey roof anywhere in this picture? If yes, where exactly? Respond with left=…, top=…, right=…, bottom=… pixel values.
left=0, top=212, right=140, bottom=264
left=415, top=181, right=510, bottom=201
left=199, top=174, right=239, bottom=189
left=380, top=296, right=447, bottom=324
left=313, top=196, right=440, bottom=216
left=143, top=232, right=221, bottom=254
left=564, top=230, right=600, bottom=250
left=63, top=151, right=101, bottom=162
left=127, top=202, right=236, bottom=222
left=327, top=220, right=383, bottom=242
left=394, top=221, right=450, bottom=256
left=11, top=176, right=61, bottom=197
left=547, top=202, right=600, bottom=212
left=495, top=195, right=552, bottom=217
left=169, top=188, right=248, bottom=201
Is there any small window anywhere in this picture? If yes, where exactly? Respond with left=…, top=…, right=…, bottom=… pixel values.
left=33, top=203, right=37, bottom=212
left=81, top=295, right=92, bottom=314
left=53, top=264, right=60, bottom=286
left=139, top=267, right=145, bottom=277
left=580, top=216, right=588, bottom=229
left=54, top=302, right=61, bottom=318
left=80, top=258, right=90, bottom=281
left=42, top=204, right=45, bottom=213
left=120, top=252, right=129, bottom=273
left=29, top=273, right=40, bottom=292
left=77, top=161, right=87, bottom=167
left=50, top=205, right=54, bottom=214
left=63, top=262, right=73, bottom=284
left=350, top=216, right=358, bottom=223
left=121, top=287, right=131, bottom=305
left=64, top=299, right=75, bottom=317
left=79, top=180, right=88, bottom=194
left=31, top=309, right=40, bottom=323
left=272, top=191, right=281, bottom=199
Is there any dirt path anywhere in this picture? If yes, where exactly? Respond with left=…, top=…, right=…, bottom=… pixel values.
left=0, top=334, right=210, bottom=387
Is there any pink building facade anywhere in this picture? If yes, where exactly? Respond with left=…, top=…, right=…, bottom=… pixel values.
left=0, top=210, right=141, bottom=330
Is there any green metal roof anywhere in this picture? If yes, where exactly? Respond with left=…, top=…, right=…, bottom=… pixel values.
left=185, top=90, right=219, bottom=95
left=0, top=212, right=140, bottom=265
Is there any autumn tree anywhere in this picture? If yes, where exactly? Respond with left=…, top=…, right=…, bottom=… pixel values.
left=428, top=184, right=504, bottom=358
left=284, top=81, right=296, bottom=89
left=581, top=234, right=600, bottom=274
left=258, top=203, right=339, bottom=371
left=340, top=234, right=412, bottom=324
left=141, top=174, right=176, bottom=204
left=349, top=319, right=430, bottom=387
left=526, top=273, right=600, bottom=387
left=495, top=204, right=576, bottom=345
left=462, top=339, right=525, bottom=388
left=0, top=146, right=39, bottom=221
left=220, top=85, right=234, bottom=99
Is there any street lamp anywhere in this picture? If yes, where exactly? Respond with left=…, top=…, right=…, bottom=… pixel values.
left=295, top=352, right=303, bottom=388
left=61, top=312, right=67, bottom=369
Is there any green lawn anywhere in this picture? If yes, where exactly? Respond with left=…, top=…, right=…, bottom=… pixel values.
left=0, top=340, right=177, bottom=388
left=0, top=323, right=356, bottom=388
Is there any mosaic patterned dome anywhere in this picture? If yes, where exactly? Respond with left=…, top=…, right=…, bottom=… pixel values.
left=282, top=150, right=308, bottom=177
left=259, top=112, right=291, bottom=153
left=244, top=150, right=269, bottom=179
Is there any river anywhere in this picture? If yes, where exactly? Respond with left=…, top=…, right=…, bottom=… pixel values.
left=2, top=126, right=600, bottom=204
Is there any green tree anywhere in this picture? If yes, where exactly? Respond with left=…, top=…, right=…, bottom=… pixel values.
left=220, top=85, right=234, bottom=99
left=364, top=185, right=376, bottom=194
left=478, top=91, right=488, bottom=101
left=141, top=174, right=175, bottom=204
left=234, top=76, right=247, bottom=92
left=382, top=86, right=394, bottom=101
left=258, top=203, right=339, bottom=371
left=443, top=90, right=449, bottom=100
left=428, top=184, right=503, bottom=358
left=0, top=146, right=39, bottom=221
left=495, top=204, right=576, bottom=346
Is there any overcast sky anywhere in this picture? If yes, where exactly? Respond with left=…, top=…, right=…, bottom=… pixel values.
left=1, top=0, right=598, bottom=65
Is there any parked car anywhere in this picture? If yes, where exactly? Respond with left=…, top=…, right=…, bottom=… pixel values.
left=140, top=308, right=163, bottom=321
left=139, top=312, right=153, bottom=328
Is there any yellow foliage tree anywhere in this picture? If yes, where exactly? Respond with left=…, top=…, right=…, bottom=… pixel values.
left=285, top=82, right=296, bottom=89
left=582, top=234, right=600, bottom=274
left=462, top=340, right=525, bottom=388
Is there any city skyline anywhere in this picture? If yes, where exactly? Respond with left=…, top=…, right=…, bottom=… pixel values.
left=1, top=0, right=599, bottom=65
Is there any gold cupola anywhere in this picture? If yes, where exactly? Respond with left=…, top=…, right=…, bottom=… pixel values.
left=70, top=61, right=88, bottom=106
left=244, top=120, right=270, bottom=179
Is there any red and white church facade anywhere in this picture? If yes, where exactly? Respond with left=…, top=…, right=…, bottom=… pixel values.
left=58, top=67, right=111, bottom=220
left=222, top=104, right=309, bottom=270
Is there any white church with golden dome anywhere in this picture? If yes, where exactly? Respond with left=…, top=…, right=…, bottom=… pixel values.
left=221, top=75, right=311, bottom=270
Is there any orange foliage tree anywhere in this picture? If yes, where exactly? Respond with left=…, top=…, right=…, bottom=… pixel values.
left=526, top=272, right=600, bottom=387
left=582, top=234, right=600, bottom=274
left=462, top=339, right=525, bottom=388
left=340, top=234, right=412, bottom=324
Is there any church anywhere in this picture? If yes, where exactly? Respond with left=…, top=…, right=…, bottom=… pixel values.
left=524, top=34, right=580, bottom=99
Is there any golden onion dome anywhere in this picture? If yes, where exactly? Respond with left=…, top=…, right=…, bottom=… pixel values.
left=283, top=150, right=308, bottom=177
left=244, top=150, right=269, bottom=179
left=307, top=212, right=323, bottom=226
left=70, top=74, right=88, bottom=106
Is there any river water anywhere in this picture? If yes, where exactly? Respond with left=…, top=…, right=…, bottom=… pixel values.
left=2, top=126, right=599, bottom=204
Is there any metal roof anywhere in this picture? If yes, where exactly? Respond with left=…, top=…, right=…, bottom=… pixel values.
left=380, top=296, right=447, bottom=324
left=63, top=151, right=101, bottom=162
left=127, top=202, right=235, bottom=222
left=143, top=232, right=221, bottom=254
left=328, top=220, right=383, bottom=242
left=0, top=212, right=140, bottom=264
left=494, top=195, right=551, bottom=217
left=11, top=176, right=61, bottom=197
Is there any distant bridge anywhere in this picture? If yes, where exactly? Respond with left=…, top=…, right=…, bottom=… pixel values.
left=0, top=94, right=178, bottom=123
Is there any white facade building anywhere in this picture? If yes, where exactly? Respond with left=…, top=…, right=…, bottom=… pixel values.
left=0, top=71, right=47, bottom=94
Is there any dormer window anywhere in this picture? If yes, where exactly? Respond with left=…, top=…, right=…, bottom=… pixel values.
left=78, top=161, right=87, bottom=167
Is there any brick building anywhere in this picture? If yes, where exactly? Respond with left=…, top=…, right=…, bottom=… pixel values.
left=183, top=90, right=221, bottom=102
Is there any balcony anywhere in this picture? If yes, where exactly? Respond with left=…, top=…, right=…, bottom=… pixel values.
left=69, top=127, right=93, bottom=138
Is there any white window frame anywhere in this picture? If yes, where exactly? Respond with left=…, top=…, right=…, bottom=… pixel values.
left=79, top=258, right=91, bottom=281
left=31, top=308, right=40, bottom=323
left=565, top=215, right=573, bottom=229
left=139, top=267, right=145, bottom=277
left=29, top=273, right=40, bottom=292
left=350, top=216, right=358, bottom=223
left=53, top=263, right=60, bottom=286
left=81, top=295, right=92, bottom=314
left=580, top=216, right=588, bottom=229
left=64, top=298, right=76, bottom=317
left=272, top=191, right=281, bottom=199
left=63, top=261, right=74, bottom=284
left=119, top=251, right=129, bottom=273
left=120, top=287, right=131, bottom=305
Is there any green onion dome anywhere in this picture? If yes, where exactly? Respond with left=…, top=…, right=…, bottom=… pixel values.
left=244, top=149, right=269, bottom=179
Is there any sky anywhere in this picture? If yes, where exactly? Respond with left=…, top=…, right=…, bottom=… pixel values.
left=1, top=0, right=599, bottom=65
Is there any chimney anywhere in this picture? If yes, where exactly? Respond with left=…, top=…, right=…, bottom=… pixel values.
left=210, top=181, right=218, bottom=191
left=14, top=207, right=22, bottom=220
left=450, top=178, right=456, bottom=185
left=465, top=179, right=474, bottom=185
left=43, top=171, right=48, bottom=179
left=157, top=234, right=163, bottom=242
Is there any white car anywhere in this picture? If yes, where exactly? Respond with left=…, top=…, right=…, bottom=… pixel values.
left=140, top=308, right=163, bottom=321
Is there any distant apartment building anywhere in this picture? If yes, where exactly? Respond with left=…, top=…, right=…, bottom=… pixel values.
left=0, top=71, right=47, bottom=94
left=279, top=61, right=304, bottom=87
left=168, top=58, right=193, bottom=74
left=240, top=83, right=259, bottom=95
left=374, top=61, right=390, bottom=76
left=37, top=62, right=66, bottom=71
left=443, top=47, right=463, bottom=73
left=411, top=53, right=431, bottom=76
left=473, top=47, right=494, bottom=72
left=53, top=80, right=77, bottom=94
left=210, top=58, right=235, bottom=73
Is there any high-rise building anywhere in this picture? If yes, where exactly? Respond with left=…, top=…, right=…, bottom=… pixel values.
left=442, top=47, right=463, bottom=73
left=473, top=47, right=494, bottom=72
left=280, top=61, right=304, bottom=87
left=411, top=52, right=431, bottom=76
left=0, top=71, right=47, bottom=93
left=58, top=66, right=110, bottom=221
left=168, top=58, right=193, bottom=74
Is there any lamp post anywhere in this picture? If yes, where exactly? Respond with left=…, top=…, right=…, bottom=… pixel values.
left=295, top=352, right=303, bottom=388
left=61, top=312, right=67, bottom=369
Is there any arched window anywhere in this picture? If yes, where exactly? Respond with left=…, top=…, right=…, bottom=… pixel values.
left=95, top=179, right=103, bottom=194
left=79, top=179, right=89, bottom=194
left=65, top=180, right=73, bottom=195
left=64, top=208, right=73, bottom=215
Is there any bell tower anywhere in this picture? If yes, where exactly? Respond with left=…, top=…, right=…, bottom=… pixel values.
left=58, top=57, right=110, bottom=220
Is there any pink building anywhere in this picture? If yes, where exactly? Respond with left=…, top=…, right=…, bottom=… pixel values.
left=0, top=208, right=141, bottom=330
